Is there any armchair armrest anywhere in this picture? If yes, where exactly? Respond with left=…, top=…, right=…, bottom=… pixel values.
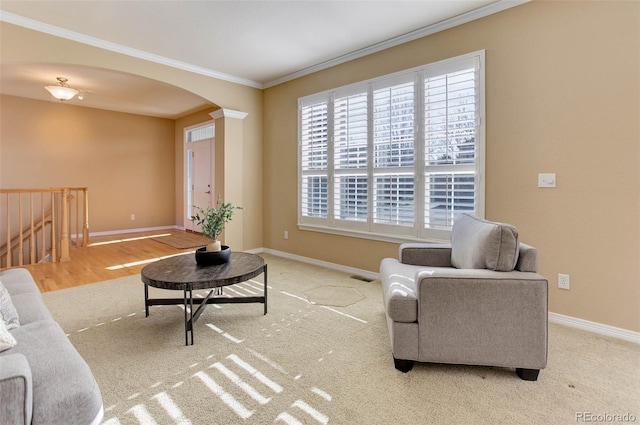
left=516, top=243, right=538, bottom=272
left=0, top=353, right=33, bottom=425
left=399, top=243, right=452, bottom=267
left=415, top=268, right=548, bottom=369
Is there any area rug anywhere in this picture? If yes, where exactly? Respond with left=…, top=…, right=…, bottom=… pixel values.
left=42, top=254, right=640, bottom=425
left=150, top=232, right=211, bottom=249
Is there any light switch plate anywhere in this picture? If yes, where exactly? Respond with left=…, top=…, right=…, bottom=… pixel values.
left=538, top=173, right=556, bottom=188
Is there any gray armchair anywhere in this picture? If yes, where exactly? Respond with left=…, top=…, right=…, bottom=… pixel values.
left=380, top=214, right=548, bottom=381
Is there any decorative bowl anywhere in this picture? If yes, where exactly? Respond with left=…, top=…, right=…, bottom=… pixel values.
left=195, top=246, right=231, bottom=266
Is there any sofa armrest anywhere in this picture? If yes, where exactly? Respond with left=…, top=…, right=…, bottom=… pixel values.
left=399, top=243, right=452, bottom=267
left=0, top=353, right=33, bottom=425
left=416, top=268, right=548, bottom=369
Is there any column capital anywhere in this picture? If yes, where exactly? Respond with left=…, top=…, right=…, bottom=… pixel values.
left=210, top=109, right=248, bottom=120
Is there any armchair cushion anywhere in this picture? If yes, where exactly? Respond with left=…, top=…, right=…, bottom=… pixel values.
left=451, top=214, right=520, bottom=272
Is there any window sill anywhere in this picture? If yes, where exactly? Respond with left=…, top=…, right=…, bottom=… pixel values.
left=297, top=223, right=450, bottom=245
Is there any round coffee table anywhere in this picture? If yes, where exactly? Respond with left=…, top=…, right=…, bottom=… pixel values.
left=141, top=252, right=267, bottom=345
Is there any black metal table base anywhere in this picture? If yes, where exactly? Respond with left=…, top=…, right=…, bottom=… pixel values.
left=144, top=264, right=268, bottom=345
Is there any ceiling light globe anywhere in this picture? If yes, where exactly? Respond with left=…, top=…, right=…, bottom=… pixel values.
left=45, top=85, right=79, bottom=101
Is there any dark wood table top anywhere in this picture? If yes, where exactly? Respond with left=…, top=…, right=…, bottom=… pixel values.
left=141, top=252, right=265, bottom=290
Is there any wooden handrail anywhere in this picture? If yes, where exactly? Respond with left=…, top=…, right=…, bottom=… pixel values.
left=0, top=211, right=52, bottom=253
left=0, top=187, right=89, bottom=267
left=0, top=187, right=89, bottom=194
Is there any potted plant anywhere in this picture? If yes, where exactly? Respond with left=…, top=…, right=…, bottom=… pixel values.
left=190, top=197, right=242, bottom=265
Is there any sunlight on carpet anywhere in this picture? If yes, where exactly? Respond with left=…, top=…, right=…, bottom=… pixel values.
left=41, top=254, right=640, bottom=425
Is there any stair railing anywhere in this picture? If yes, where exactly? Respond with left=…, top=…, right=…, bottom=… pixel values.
left=0, top=187, right=89, bottom=268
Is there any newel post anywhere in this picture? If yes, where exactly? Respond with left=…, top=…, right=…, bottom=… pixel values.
left=82, top=188, right=90, bottom=246
left=60, top=188, right=71, bottom=261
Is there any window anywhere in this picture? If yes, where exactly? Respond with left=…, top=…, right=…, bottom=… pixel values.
left=186, top=123, right=214, bottom=142
left=298, top=51, right=484, bottom=242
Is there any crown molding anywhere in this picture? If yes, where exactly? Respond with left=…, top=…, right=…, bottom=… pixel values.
left=209, top=109, right=248, bottom=120
left=0, top=10, right=264, bottom=89
left=263, top=0, right=530, bottom=88
left=2, top=1, right=529, bottom=91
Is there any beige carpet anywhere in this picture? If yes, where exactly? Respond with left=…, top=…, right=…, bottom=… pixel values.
left=42, top=254, right=640, bottom=425
left=151, top=232, right=211, bottom=249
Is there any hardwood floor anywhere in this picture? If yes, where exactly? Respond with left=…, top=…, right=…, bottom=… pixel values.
left=15, top=230, right=194, bottom=292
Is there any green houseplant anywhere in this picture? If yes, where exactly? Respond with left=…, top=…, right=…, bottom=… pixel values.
left=191, top=197, right=242, bottom=253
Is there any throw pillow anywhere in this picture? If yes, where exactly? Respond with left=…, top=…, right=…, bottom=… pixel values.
left=0, top=280, right=20, bottom=330
left=0, top=314, right=17, bottom=352
left=450, top=213, right=520, bottom=272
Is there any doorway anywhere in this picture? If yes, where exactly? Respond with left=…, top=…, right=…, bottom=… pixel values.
left=184, top=122, right=214, bottom=231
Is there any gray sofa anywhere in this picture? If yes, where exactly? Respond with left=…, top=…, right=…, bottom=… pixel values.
left=0, top=268, right=103, bottom=425
left=380, top=214, right=548, bottom=381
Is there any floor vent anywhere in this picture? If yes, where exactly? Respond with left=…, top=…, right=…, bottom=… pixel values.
left=350, top=275, right=374, bottom=282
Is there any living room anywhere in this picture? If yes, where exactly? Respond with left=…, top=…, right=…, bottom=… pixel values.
left=1, top=1, right=638, bottom=424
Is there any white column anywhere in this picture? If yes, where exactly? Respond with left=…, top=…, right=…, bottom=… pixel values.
left=210, top=109, right=248, bottom=250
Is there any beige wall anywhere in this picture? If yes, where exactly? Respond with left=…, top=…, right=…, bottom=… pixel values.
left=1, top=2, right=638, bottom=332
left=263, top=1, right=640, bottom=331
left=1, top=21, right=264, bottom=250
left=0, top=95, right=175, bottom=232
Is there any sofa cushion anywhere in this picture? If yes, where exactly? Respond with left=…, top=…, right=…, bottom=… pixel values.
left=380, top=258, right=420, bottom=323
left=10, top=293, right=53, bottom=325
left=0, top=269, right=40, bottom=295
left=7, top=321, right=103, bottom=425
left=451, top=213, right=520, bottom=272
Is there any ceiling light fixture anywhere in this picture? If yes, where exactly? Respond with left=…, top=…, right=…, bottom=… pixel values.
left=44, top=77, right=79, bottom=101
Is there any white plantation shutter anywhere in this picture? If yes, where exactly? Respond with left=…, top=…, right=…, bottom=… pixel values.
left=372, top=77, right=415, bottom=229
left=373, top=78, right=415, bottom=169
left=334, top=92, right=368, bottom=223
left=298, top=51, right=484, bottom=241
left=299, top=100, right=329, bottom=220
left=424, top=60, right=479, bottom=230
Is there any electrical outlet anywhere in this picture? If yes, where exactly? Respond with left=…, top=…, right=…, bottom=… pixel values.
left=284, top=230, right=289, bottom=240
left=558, top=273, right=570, bottom=290
left=130, top=214, right=136, bottom=221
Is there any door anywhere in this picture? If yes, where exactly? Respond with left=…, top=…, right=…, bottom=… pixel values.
left=185, top=139, right=213, bottom=231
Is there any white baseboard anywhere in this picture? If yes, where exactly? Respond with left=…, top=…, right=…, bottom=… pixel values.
left=254, top=248, right=380, bottom=282
left=86, top=225, right=178, bottom=238
left=253, top=247, right=640, bottom=345
left=548, top=312, right=640, bottom=345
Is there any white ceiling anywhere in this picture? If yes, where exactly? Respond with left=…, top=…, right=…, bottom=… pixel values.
left=0, top=0, right=525, bottom=118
